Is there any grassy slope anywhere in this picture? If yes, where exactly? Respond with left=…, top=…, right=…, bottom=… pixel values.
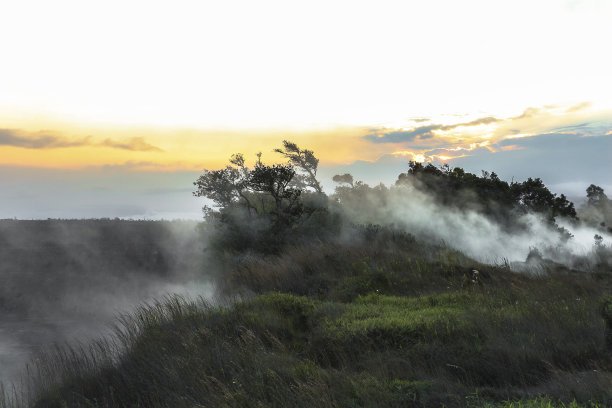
left=10, top=229, right=611, bottom=408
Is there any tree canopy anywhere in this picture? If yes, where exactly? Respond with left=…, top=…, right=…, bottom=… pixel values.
left=396, top=161, right=577, bottom=224
left=274, top=140, right=323, bottom=194
left=193, top=141, right=328, bottom=251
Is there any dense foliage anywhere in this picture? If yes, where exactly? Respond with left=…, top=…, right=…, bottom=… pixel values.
left=397, top=162, right=577, bottom=227
left=193, top=143, right=334, bottom=253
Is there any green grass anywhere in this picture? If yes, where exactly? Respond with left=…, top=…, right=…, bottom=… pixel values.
left=8, top=281, right=609, bottom=407
left=3, top=231, right=611, bottom=407
left=475, top=396, right=603, bottom=407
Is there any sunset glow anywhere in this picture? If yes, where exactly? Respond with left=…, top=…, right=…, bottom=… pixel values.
left=1, top=0, right=611, bottom=219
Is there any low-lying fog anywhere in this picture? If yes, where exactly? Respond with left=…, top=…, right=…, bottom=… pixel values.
left=2, top=181, right=610, bottom=386
left=0, top=219, right=212, bottom=385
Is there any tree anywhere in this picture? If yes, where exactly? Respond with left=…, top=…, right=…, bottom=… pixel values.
left=192, top=154, right=256, bottom=217
left=581, top=184, right=611, bottom=232
left=193, top=142, right=332, bottom=252
left=249, top=163, right=303, bottom=227
left=395, top=161, right=577, bottom=229
left=587, top=184, right=608, bottom=207
left=275, top=140, right=323, bottom=194
left=194, top=141, right=325, bottom=233
left=332, top=173, right=354, bottom=187
left=512, top=178, right=576, bottom=220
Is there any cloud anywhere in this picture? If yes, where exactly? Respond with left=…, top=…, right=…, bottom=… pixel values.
left=511, top=107, right=540, bottom=120
left=96, top=160, right=196, bottom=172
left=551, top=122, right=591, bottom=132
left=325, top=128, right=611, bottom=195
left=365, top=116, right=501, bottom=144
left=499, top=144, right=524, bottom=151
left=0, top=129, right=92, bottom=149
left=509, top=103, right=591, bottom=121
left=443, top=116, right=500, bottom=128
left=565, top=101, right=592, bottom=113
left=446, top=132, right=612, bottom=196
left=365, top=126, right=439, bottom=143
left=0, top=129, right=162, bottom=152
left=101, top=137, right=163, bottom=152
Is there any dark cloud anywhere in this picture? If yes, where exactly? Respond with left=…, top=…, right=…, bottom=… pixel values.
left=101, top=137, right=163, bottom=152
left=365, top=116, right=501, bottom=144
left=441, top=116, right=501, bottom=129
left=365, top=125, right=439, bottom=143
left=0, top=129, right=162, bottom=152
left=0, top=129, right=91, bottom=149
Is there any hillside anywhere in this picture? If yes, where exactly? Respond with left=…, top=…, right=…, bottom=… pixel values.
left=13, top=228, right=612, bottom=408
left=2, top=154, right=612, bottom=407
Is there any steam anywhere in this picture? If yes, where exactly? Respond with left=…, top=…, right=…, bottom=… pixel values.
left=1, top=177, right=609, bottom=386
left=0, top=220, right=214, bottom=385
left=335, top=181, right=611, bottom=267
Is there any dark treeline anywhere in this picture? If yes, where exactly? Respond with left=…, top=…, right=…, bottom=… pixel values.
left=397, top=162, right=577, bottom=226
left=194, top=140, right=607, bottom=256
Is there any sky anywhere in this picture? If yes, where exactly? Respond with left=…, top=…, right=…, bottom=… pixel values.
left=1, top=0, right=611, bottom=219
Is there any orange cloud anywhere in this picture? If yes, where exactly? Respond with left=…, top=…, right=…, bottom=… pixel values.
left=500, top=145, right=524, bottom=151
left=2, top=103, right=608, bottom=173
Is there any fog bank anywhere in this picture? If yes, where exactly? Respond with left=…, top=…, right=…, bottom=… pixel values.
left=0, top=219, right=213, bottom=384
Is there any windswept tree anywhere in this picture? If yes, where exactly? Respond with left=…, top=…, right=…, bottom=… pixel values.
left=275, top=140, right=323, bottom=194
left=332, top=173, right=354, bottom=187
left=192, top=153, right=256, bottom=217
left=193, top=141, right=327, bottom=251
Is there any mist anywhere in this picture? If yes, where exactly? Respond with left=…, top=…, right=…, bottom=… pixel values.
left=0, top=219, right=213, bottom=384
left=1, top=161, right=610, bottom=391
left=333, top=178, right=611, bottom=269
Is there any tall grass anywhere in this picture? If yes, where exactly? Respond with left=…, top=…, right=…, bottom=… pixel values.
left=2, top=226, right=610, bottom=407
left=5, top=282, right=609, bottom=407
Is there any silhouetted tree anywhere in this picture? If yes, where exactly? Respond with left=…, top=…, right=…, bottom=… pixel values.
left=249, top=163, right=303, bottom=229
left=193, top=154, right=259, bottom=221
left=332, top=173, right=354, bottom=187
left=193, top=141, right=328, bottom=252
left=580, top=184, right=612, bottom=232
left=396, top=161, right=577, bottom=228
left=587, top=184, right=608, bottom=207
left=511, top=177, right=576, bottom=220
left=275, top=140, right=323, bottom=194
